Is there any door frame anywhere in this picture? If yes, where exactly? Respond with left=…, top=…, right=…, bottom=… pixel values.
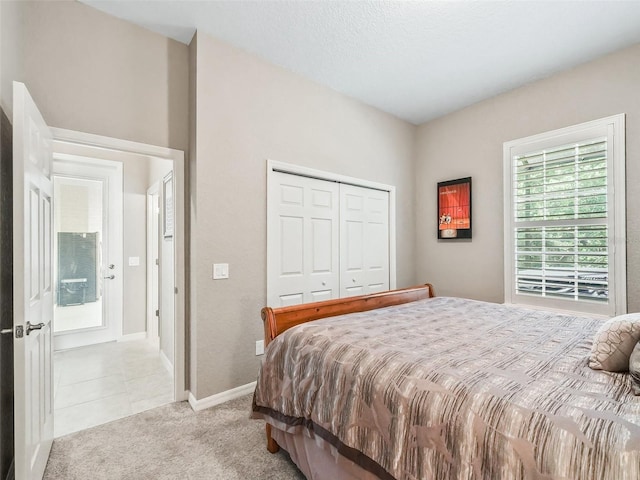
left=266, top=159, right=397, bottom=304
left=146, top=182, right=160, bottom=342
left=50, top=128, right=187, bottom=401
left=51, top=157, right=123, bottom=350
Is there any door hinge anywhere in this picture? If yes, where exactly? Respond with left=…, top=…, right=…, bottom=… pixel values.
left=155, top=258, right=159, bottom=266
left=155, top=309, right=159, bottom=317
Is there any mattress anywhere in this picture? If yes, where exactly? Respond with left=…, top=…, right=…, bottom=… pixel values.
left=252, top=296, right=640, bottom=480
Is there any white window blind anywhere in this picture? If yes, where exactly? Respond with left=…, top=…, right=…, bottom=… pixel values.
left=504, top=115, right=626, bottom=316
left=514, top=139, right=608, bottom=302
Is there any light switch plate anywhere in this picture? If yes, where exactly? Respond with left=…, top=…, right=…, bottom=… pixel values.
left=213, top=263, right=229, bottom=279
left=128, top=256, right=140, bottom=266
left=255, top=340, right=264, bottom=356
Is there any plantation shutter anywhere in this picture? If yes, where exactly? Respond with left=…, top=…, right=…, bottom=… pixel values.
left=512, top=138, right=609, bottom=303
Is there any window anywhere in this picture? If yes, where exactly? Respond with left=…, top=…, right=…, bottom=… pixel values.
left=503, top=115, right=626, bottom=316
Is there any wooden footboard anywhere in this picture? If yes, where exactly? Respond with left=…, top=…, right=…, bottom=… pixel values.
left=260, top=284, right=435, bottom=453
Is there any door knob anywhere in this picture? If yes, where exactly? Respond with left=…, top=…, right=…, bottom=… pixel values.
left=108, top=264, right=115, bottom=269
left=26, top=322, right=44, bottom=335
left=103, top=274, right=115, bottom=280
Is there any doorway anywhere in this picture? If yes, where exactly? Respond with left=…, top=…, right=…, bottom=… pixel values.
left=49, top=130, right=184, bottom=437
left=11, top=82, right=186, bottom=477
left=52, top=157, right=123, bottom=351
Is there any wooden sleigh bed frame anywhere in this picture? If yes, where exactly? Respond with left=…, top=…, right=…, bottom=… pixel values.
left=259, top=284, right=436, bottom=453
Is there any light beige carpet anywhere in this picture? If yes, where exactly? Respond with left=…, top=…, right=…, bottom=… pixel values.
left=44, top=394, right=305, bottom=479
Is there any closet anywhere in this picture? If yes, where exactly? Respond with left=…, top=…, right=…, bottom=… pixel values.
left=267, top=166, right=392, bottom=307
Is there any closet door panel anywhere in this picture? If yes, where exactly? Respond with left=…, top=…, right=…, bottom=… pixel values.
left=268, top=172, right=339, bottom=306
left=340, top=184, right=389, bottom=298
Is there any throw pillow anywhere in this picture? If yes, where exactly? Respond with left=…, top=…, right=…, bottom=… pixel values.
left=588, top=313, right=640, bottom=372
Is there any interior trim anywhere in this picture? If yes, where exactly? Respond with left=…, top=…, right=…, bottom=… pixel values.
left=188, top=381, right=257, bottom=412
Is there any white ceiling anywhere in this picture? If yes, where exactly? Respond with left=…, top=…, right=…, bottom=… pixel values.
left=81, top=1, right=640, bottom=125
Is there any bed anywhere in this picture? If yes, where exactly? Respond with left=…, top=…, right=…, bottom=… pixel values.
left=252, top=284, right=640, bottom=480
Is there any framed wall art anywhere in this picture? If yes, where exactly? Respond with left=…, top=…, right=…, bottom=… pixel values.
left=437, top=176, right=472, bottom=239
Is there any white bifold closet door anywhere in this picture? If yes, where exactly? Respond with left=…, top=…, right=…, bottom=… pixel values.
left=339, top=184, right=390, bottom=297
left=268, top=172, right=340, bottom=307
left=268, top=171, right=389, bottom=307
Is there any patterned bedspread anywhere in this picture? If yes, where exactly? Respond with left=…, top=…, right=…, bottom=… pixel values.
left=252, top=297, right=640, bottom=480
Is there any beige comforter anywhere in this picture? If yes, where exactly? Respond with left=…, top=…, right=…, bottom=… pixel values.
left=252, top=297, right=640, bottom=480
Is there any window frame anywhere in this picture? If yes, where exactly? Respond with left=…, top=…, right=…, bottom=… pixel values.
left=503, top=114, right=626, bottom=316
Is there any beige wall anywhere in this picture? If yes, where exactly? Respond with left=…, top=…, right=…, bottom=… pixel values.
left=20, top=1, right=188, bottom=152
left=122, top=158, right=149, bottom=335
left=415, top=43, right=640, bottom=311
left=190, top=32, right=416, bottom=399
left=0, top=1, right=25, bottom=116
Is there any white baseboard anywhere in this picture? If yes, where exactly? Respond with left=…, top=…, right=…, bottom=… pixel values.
left=160, top=349, right=174, bottom=378
left=118, top=332, right=147, bottom=342
left=188, top=381, right=257, bottom=412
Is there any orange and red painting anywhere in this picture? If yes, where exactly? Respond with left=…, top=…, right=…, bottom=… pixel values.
left=437, top=177, right=472, bottom=239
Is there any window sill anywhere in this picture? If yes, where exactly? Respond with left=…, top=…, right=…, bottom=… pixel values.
left=503, top=301, right=610, bottom=320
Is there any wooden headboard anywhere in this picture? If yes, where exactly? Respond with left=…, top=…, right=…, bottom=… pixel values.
left=261, top=284, right=435, bottom=347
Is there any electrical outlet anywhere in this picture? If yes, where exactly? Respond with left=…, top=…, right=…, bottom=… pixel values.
left=255, top=340, right=264, bottom=356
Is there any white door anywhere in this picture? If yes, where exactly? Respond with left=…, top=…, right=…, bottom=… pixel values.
left=267, top=172, right=339, bottom=306
left=340, top=184, right=390, bottom=297
left=51, top=157, right=123, bottom=351
left=13, top=82, right=54, bottom=479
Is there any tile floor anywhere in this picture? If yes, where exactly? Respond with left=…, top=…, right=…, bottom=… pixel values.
left=53, top=338, right=173, bottom=438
